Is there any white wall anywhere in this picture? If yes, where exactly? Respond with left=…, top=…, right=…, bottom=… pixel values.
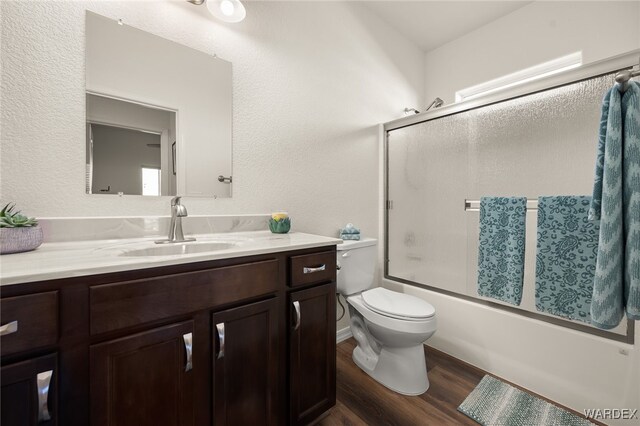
left=1, top=1, right=425, bottom=241
left=404, top=2, right=640, bottom=423
left=424, top=1, right=640, bottom=105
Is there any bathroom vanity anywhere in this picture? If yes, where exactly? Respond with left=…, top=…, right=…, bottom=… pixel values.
left=0, top=232, right=338, bottom=425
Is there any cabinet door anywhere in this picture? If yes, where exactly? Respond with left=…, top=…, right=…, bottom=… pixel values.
left=1, top=353, right=57, bottom=426
left=289, top=283, right=336, bottom=425
left=90, top=321, right=194, bottom=426
left=212, top=298, right=280, bottom=425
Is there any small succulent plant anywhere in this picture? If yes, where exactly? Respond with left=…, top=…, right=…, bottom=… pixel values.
left=0, top=203, right=38, bottom=228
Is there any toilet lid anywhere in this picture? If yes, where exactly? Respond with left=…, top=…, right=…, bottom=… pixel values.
left=362, top=288, right=435, bottom=320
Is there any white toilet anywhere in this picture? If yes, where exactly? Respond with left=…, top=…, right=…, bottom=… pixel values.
left=337, top=238, right=437, bottom=396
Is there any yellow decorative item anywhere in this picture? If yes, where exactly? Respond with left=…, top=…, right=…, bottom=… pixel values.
left=269, top=212, right=290, bottom=234
left=271, top=212, right=288, bottom=222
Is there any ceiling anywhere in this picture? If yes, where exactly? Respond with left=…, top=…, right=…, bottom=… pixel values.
left=362, top=1, right=533, bottom=52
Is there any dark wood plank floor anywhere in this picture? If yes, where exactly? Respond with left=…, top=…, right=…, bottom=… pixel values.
left=319, top=338, right=601, bottom=426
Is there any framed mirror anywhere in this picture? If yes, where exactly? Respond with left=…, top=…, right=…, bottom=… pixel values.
left=85, top=11, right=232, bottom=198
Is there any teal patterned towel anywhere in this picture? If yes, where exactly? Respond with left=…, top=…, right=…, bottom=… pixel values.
left=477, top=197, right=527, bottom=305
left=535, top=196, right=599, bottom=323
left=621, top=82, right=640, bottom=321
left=589, top=82, right=640, bottom=328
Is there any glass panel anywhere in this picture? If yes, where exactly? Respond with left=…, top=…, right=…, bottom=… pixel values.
left=90, top=124, right=161, bottom=196
left=387, top=72, right=627, bottom=336
left=388, top=113, right=469, bottom=294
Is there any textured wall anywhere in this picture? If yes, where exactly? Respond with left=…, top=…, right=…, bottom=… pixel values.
left=424, top=1, right=640, bottom=105
left=1, top=1, right=424, bottom=241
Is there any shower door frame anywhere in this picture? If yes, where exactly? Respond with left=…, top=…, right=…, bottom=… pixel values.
left=383, top=49, right=640, bottom=344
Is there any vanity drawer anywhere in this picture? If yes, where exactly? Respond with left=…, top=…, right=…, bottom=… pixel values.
left=1, top=291, right=59, bottom=357
left=289, top=251, right=336, bottom=287
left=90, top=259, right=280, bottom=335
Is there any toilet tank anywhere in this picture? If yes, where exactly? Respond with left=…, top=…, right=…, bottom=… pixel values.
left=336, top=238, right=377, bottom=296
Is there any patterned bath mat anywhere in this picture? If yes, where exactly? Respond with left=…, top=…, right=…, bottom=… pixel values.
left=458, top=375, right=594, bottom=426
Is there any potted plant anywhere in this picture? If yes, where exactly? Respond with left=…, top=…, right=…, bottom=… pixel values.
left=0, top=203, right=43, bottom=254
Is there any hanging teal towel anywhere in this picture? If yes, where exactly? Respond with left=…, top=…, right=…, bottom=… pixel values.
left=589, top=82, right=640, bottom=328
left=623, top=83, right=640, bottom=321
left=477, top=197, right=527, bottom=305
left=535, top=196, right=599, bottom=323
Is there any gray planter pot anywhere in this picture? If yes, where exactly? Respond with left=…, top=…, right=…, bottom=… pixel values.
left=0, top=226, right=44, bottom=254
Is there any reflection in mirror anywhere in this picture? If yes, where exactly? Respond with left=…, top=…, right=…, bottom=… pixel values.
left=85, top=11, right=232, bottom=198
left=86, top=94, right=177, bottom=196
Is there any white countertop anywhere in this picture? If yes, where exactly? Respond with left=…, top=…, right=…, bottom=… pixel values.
left=0, top=231, right=341, bottom=286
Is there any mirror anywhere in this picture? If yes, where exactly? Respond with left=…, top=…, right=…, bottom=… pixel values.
left=85, top=12, right=232, bottom=198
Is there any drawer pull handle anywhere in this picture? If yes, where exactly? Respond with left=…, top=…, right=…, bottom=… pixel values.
left=303, top=264, right=326, bottom=274
left=293, top=301, right=301, bottom=331
left=0, top=320, right=18, bottom=336
left=183, top=333, right=193, bottom=372
left=37, top=369, right=53, bottom=422
left=216, top=323, right=225, bottom=360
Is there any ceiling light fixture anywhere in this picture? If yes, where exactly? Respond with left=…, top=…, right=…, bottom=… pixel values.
left=187, top=0, right=246, bottom=23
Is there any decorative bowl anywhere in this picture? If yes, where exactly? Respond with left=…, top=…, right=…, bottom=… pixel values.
left=0, top=226, right=44, bottom=254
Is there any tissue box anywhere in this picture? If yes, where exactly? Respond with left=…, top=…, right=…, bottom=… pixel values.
left=340, top=233, right=360, bottom=241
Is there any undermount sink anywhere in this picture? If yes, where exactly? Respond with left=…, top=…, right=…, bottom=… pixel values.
left=120, top=242, right=235, bottom=257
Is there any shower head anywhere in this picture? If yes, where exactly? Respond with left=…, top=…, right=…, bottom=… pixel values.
left=425, top=97, right=444, bottom=111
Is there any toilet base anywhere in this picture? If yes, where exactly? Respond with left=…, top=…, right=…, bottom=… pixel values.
left=352, top=343, right=429, bottom=396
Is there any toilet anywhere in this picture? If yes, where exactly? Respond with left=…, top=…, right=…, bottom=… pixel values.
left=337, top=238, right=437, bottom=396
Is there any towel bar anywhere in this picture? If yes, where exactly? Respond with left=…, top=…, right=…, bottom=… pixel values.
left=464, top=199, right=538, bottom=211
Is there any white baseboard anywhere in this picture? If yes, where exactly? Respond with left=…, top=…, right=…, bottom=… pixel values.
left=336, top=326, right=352, bottom=343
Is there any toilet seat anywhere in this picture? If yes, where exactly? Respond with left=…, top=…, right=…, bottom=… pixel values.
left=347, top=293, right=437, bottom=336
left=362, top=288, right=435, bottom=321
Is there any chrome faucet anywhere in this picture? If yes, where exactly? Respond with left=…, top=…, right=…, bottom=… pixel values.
left=156, top=196, right=195, bottom=244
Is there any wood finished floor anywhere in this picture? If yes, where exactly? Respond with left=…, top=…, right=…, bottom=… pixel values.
left=319, top=338, right=601, bottom=426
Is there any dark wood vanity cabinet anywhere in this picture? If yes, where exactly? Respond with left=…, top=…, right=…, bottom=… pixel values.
left=0, top=245, right=337, bottom=426
left=289, top=283, right=336, bottom=426
left=212, top=298, right=280, bottom=425
left=90, top=321, right=195, bottom=426
left=1, top=354, right=57, bottom=426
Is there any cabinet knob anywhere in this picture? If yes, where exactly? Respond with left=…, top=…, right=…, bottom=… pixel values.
left=215, top=323, right=225, bottom=360
left=183, top=333, right=193, bottom=372
left=293, top=301, right=301, bottom=331
left=0, top=320, right=18, bottom=336
left=37, top=369, right=53, bottom=422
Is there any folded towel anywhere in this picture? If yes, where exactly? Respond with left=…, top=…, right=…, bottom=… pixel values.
left=589, top=81, right=640, bottom=328
left=340, top=223, right=361, bottom=235
left=535, top=196, right=599, bottom=323
left=477, top=197, right=527, bottom=305
left=340, top=234, right=361, bottom=241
